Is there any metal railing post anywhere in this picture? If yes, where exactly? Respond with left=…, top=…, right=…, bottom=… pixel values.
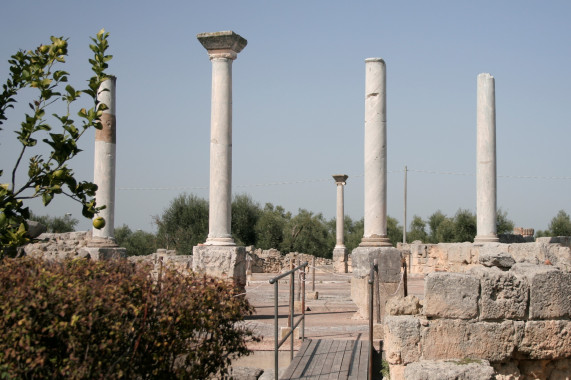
left=296, top=258, right=301, bottom=301
left=289, top=261, right=295, bottom=360
left=269, top=261, right=308, bottom=380
left=301, top=268, right=306, bottom=341
left=312, top=256, right=316, bottom=292
left=368, top=260, right=377, bottom=380
left=403, top=260, right=408, bottom=297
left=273, top=280, right=279, bottom=380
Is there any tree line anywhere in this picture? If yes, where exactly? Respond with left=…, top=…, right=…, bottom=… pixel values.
left=108, top=193, right=569, bottom=257
left=31, top=193, right=571, bottom=257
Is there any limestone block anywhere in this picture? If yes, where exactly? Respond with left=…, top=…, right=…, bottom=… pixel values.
left=389, top=364, right=406, bottom=380
left=384, top=315, right=421, bottom=365
left=351, top=246, right=402, bottom=281
left=386, top=295, right=422, bottom=316
left=420, top=320, right=523, bottom=362
left=332, top=247, right=348, bottom=273
left=517, top=359, right=571, bottom=380
left=510, top=263, right=571, bottom=319
left=536, top=236, right=571, bottom=248
left=546, top=245, right=571, bottom=272
left=306, top=291, right=319, bottom=300
left=26, top=220, right=46, bottom=238
left=350, top=277, right=369, bottom=319
left=424, top=272, right=480, bottom=319
left=446, top=243, right=476, bottom=265
left=78, top=247, right=126, bottom=260
left=479, top=251, right=516, bottom=269
left=192, top=245, right=246, bottom=288
left=280, top=326, right=300, bottom=340
left=227, top=366, right=263, bottom=380
left=518, top=320, right=571, bottom=359
left=492, top=361, right=522, bottom=380
left=410, top=243, right=429, bottom=258
left=508, top=243, right=546, bottom=265
left=469, top=266, right=528, bottom=320
left=403, top=359, right=495, bottom=380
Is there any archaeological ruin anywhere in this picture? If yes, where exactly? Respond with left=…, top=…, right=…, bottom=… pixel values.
left=14, top=31, right=571, bottom=380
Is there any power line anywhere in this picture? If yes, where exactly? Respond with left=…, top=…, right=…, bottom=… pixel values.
left=117, top=168, right=571, bottom=191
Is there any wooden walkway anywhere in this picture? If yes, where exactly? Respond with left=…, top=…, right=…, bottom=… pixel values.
left=280, top=339, right=379, bottom=380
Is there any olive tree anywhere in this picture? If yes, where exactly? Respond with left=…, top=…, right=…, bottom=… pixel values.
left=0, top=30, right=111, bottom=253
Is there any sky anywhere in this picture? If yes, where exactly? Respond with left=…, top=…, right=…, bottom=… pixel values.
left=1, top=1, right=570, bottom=234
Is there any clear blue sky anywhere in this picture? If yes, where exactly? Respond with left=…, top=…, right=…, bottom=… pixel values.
left=1, top=1, right=570, bottom=233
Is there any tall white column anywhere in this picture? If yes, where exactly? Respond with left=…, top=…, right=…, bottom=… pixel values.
left=360, top=58, right=391, bottom=247
left=93, top=76, right=116, bottom=240
left=333, top=175, right=348, bottom=248
left=475, top=73, right=499, bottom=243
left=197, top=31, right=247, bottom=246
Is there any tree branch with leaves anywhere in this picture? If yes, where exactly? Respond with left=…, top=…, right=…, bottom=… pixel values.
left=0, top=29, right=112, bottom=252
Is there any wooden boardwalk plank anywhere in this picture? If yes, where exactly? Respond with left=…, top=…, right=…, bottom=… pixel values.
left=327, top=340, right=347, bottom=380
left=338, top=340, right=356, bottom=379
left=317, top=339, right=341, bottom=380
left=281, top=339, right=315, bottom=380
left=306, top=339, right=333, bottom=378
left=347, top=340, right=363, bottom=380
left=280, top=339, right=370, bottom=380
left=357, top=341, right=369, bottom=379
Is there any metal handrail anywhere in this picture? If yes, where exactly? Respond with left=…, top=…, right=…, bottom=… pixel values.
left=368, top=259, right=378, bottom=380
left=269, top=261, right=308, bottom=380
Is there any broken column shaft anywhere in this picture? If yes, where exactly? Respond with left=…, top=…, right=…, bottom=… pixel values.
left=360, top=58, right=391, bottom=247
left=93, top=75, right=117, bottom=241
left=475, top=73, right=499, bottom=243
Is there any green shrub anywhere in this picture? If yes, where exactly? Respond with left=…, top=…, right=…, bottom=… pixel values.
left=0, top=258, right=258, bottom=379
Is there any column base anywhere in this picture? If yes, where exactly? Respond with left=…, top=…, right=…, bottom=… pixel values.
left=78, top=246, right=127, bottom=260
left=474, top=235, right=500, bottom=243
left=332, top=246, right=348, bottom=273
left=350, top=246, right=404, bottom=321
left=204, top=237, right=236, bottom=246
left=359, top=235, right=393, bottom=247
left=192, top=245, right=246, bottom=290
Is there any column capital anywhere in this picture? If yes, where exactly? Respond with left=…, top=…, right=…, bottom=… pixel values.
left=332, top=174, right=348, bottom=185
left=197, top=31, right=247, bottom=60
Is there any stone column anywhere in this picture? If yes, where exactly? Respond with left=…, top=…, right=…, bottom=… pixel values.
left=332, top=174, right=349, bottom=273
left=85, top=76, right=126, bottom=258
left=197, top=31, right=247, bottom=246
left=93, top=75, right=117, bottom=241
left=360, top=58, right=391, bottom=247
left=193, top=31, right=247, bottom=289
left=475, top=73, right=499, bottom=243
left=351, top=59, right=403, bottom=325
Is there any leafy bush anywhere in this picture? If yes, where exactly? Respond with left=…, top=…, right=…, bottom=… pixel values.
left=29, top=211, right=78, bottom=233
left=155, top=193, right=209, bottom=255
left=0, top=30, right=111, bottom=249
left=0, top=258, right=258, bottom=379
left=114, top=224, right=157, bottom=256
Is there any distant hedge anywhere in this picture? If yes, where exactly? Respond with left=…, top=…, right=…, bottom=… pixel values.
left=0, top=258, right=258, bottom=379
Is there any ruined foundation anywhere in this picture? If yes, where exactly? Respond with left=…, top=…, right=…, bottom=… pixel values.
left=332, top=246, right=348, bottom=273
left=192, top=245, right=247, bottom=289
left=384, top=243, right=571, bottom=380
left=351, top=247, right=404, bottom=321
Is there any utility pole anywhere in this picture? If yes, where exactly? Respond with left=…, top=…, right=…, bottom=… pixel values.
left=403, top=165, right=407, bottom=244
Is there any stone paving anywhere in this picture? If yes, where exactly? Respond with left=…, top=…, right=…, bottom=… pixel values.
left=241, top=267, right=424, bottom=349
left=228, top=267, right=424, bottom=378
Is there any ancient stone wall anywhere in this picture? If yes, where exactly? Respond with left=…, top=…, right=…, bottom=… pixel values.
left=398, top=238, right=571, bottom=275
left=384, top=261, right=571, bottom=379
left=20, top=233, right=332, bottom=274
left=23, top=231, right=93, bottom=260
left=246, top=247, right=332, bottom=273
